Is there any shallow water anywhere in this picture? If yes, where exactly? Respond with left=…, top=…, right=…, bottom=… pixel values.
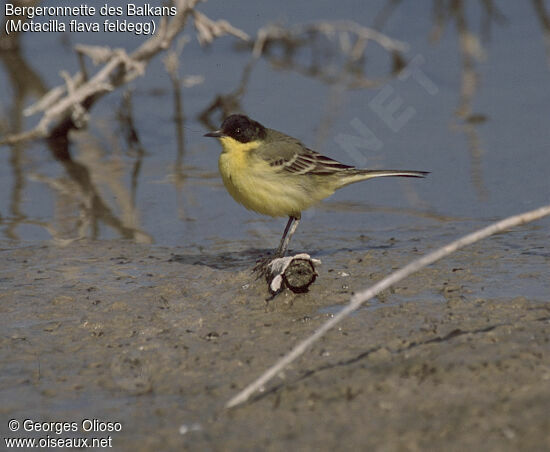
left=1, top=0, right=549, bottom=252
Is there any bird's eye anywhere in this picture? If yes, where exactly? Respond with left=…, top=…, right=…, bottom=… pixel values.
left=235, top=128, right=241, bottom=134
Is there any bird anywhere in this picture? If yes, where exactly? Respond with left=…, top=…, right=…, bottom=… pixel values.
left=204, top=114, right=428, bottom=258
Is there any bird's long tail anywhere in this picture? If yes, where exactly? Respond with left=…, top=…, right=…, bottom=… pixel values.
left=337, top=169, right=429, bottom=188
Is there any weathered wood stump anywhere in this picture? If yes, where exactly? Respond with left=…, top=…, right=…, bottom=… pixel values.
left=264, top=253, right=321, bottom=294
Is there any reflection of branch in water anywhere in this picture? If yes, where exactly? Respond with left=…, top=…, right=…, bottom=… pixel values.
left=452, top=5, right=485, bottom=118
left=4, top=147, right=26, bottom=241
left=40, top=128, right=152, bottom=243
left=445, top=1, right=491, bottom=200
left=374, top=1, right=509, bottom=201
left=0, top=0, right=248, bottom=241
left=479, top=0, right=508, bottom=40
left=0, top=6, right=48, bottom=239
left=116, top=90, right=146, bottom=208
left=430, top=0, right=506, bottom=43
left=164, top=39, right=187, bottom=179
left=163, top=36, right=206, bottom=222
left=428, top=0, right=507, bottom=201
left=428, top=0, right=504, bottom=119
left=0, top=3, right=151, bottom=242
left=451, top=118, right=489, bottom=200
left=251, top=21, right=408, bottom=89
left=163, top=36, right=198, bottom=185
left=199, top=20, right=407, bottom=127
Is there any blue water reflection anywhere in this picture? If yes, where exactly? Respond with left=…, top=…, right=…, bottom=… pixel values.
left=1, top=0, right=549, bottom=249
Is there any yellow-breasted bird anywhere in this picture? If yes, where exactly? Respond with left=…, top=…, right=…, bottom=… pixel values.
left=205, top=114, right=428, bottom=257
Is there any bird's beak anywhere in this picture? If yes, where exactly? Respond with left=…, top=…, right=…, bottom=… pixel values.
left=204, top=130, right=224, bottom=138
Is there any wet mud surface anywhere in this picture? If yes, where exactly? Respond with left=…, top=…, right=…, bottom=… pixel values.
left=1, top=231, right=549, bottom=451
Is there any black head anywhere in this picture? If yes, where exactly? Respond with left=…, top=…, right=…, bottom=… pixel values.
left=204, top=114, right=267, bottom=143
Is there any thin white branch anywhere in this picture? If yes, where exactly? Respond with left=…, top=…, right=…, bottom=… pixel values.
left=23, top=85, right=67, bottom=116
left=226, top=204, right=550, bottom=408
left=3, top=0, right=247, bottom=145
left=192, top=10, right=250, bottom=45
left=253, top=20, right=408, bottom=58
left=74, top=44, right=117, bottom=65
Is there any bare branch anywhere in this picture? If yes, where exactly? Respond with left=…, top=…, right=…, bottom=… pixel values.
left=1, top=0, right=248, bottom=146
left=226, top=204, right=550, bottom=408
left=253, top=20, right=408, bottom=58
left=249, top=20, right=408, bottom=89
left=192, top=10, right=250, bottom=45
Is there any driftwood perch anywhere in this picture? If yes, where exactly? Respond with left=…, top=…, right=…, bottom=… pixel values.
left=265, top=253, right=321, bottom=294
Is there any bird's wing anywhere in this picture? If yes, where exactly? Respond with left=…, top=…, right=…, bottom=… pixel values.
left=255, top=133, right=353, bottom=176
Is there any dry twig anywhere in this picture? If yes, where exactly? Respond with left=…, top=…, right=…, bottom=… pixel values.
left=0, top=0, right=248, bottom=146
left=253, top=20, right=407, bottom=58
left=192, top=10, right=250, bottom=45
left=227, top=204, right=550, bottom=408
left=249, top=20, right=408, bottom=89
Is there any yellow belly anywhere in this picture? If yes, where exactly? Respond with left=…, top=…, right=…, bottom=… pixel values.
left=218, top=150, right=332, bottom=217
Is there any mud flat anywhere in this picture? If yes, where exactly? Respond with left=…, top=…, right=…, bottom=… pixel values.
left=1, top=232, right=549, bottom=451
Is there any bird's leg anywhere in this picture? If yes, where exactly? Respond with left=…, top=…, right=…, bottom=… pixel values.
left=253, top=215, right=300, bottom=277
left=275, top=215, right=301, bottom=257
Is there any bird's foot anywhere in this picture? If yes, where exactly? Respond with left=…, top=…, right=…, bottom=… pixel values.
left=255, top=253, right=321, bottom=295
